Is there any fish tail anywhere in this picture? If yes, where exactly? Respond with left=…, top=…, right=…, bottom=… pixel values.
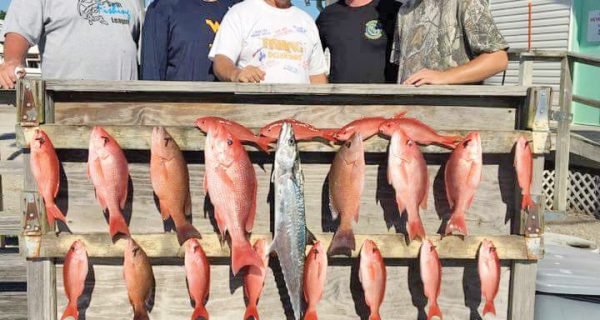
left=320, top=129, right=338, bottom=142
left=46, top=203, right=66, bottom=227
left=108, top=210, right=130, bottom=239
left=408, top=216, right=426, bottom=241
left=445, top=210, right=468, bottom=236
left=427, top=301, right=442, bottom=320
left=133, top=308, right=150, bottom=320
left=60, top=302, right=78, bottom=320
left=176, top=222, right=202, bottom=246
left=368, top=312, right=381, bottom=320
left=192, top=303, right=210, bottom=320
left=327, top=227, right=355, bottom=256
left=243, top=303, right=260, bottom=320
left=231, top=238, right=263, bottom=276
left=439, top=135, right=463, bottom=149
left=521, top=193, right=535, bottom=211
left=255, top=136, right=272, bottom=154
left=483, top=299, right=496, bottom=316
left=304, top=307, right=318, bottom=320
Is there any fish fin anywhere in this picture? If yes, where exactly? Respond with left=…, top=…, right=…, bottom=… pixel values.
left=231, top=238, right=263, bottom=276
left=245, top=184, right=257, bottom=234
left=444, top=169, right=454, bottom=209
left=395, top=196, right=407, bottom=217
left=133, top=308, right=150, bottom=320
left=320, top=129, right=338, bottom=142
left=445, top=211, right=467, bottom=236
left=368, top=313, right=381, bottom=320
left=328, top=191, right=339, bottom=220
left=439, top=135, right=462, bottom=149
left=427, top=301, right=442, bottom=320
left=482, top=299, right=496, bottom=316
left=305, top=228, right=317, bottom=245
left=192, top=303, right=209, bottom=320
left=60, top=302, right=78, bottom=320
left=392, top=111, right=407, bottom=119
left=522, top=193, right=535, bottom=211
left=176, top=222, right=202, bottom=245
left=255, top=136, right=272, bottom=154
left=328, top=227, right=355, bottom=256
left=304, top=307, right=318, bottom=320
left=184, top=191, right=193, bottom=217
left=243, top=303, right=260, bottom=320
left=407, top=213, right=426, bottom=241
left=46, top=203, right=66, bottom=228
left=158, top=201, right=170, bottom=221
left=213, top=209, right=227, bottom=238
left=203, top=174, right=208, bottom=194
left=108, top=210, right=130, bottom=238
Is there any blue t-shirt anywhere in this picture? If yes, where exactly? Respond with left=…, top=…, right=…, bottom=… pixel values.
left=141, top=0, right=236, bottom=81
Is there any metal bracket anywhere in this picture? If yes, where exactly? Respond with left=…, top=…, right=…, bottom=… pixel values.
left=523, top=194, right=544, bottom=238
left=22, top=191, right=43, bottom=236
left=532, top=89, right=550, bottom=131
left=550, top=110, right=573, bottom=123
left=526, top=237, right=544, bottom=260
left=16, top=79, right=44, bottom=127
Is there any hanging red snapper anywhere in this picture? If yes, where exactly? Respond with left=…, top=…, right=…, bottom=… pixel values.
left=359, top=239, right=386, bottom=320
left=379, top=117, right=462, bottom=149
left=259, top=119, right=336, bottom=143
left=204, top=124, right=263, bottom=275
left=150, top=127, right=201, bottom=245
left=515, top=136, right=534, bottom=210
left=444, top=132, right=482, bottom=236
left=387, top=130, right=428, bottom=241
left=479, top=239, right=500, bottom=316
left=30, top=129, right=66, bottom=227
left=195, top=116, right=271, bottom=153
left=185, top=238, right=210, bottom=320
left=243, top=239, right=270, bottom=320
left=328, top=133, right=365, bottom=255
left=123, top=238, right=154, bottom=320
left=303, top=241, right=328, bottom=320
left=61, top=240, right=88, bottom=320
left=87, top=126, right=130, bottom=239
left=420, top=240, right=442, bottom=320
left=333, top=112, right=406, bottom=141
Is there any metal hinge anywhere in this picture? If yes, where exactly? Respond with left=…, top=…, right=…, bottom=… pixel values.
left=550, top=110, right=573, bottom=122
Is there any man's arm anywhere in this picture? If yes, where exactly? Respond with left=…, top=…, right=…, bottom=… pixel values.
left=0, top=33, right=30, bottom=89
left=309, top=73, right=328, bottom=84
left=213, top=55, right=265, bottom=83
left=403, top=50, right=508, bottom=86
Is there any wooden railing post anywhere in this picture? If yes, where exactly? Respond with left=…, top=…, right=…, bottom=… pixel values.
left=553, top=56, right=573, bottom=212
left=519, top=55, right=534, bottom=86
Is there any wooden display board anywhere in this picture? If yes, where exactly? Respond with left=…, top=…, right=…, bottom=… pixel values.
left=16, top=80, right=550, bottom=320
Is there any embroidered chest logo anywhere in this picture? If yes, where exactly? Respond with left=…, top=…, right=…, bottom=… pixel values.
left=78, top=0, right=132, bottom=26
left=364, top=20, right=383, bottom=40
left=206, top=19, right=221, bottom=33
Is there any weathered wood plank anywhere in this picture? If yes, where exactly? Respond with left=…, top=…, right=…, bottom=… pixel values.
left=508, top=261, right=537, bottom=320
left=54, top=262, right=511, bottom=320
left=0, top=292, right=27, bottom=320
left=0, top=160, right=24, bottom=175
left=27, top=259, right=56, bottom=320
left=31, top=233, right=531, bottom=260
left=554, top=57, right=573, bottom=212
left=0, top=250, right=26, bottom=282
left=53, top=102, right=518, bottom=130
left=18, top=125, right=535, bottom=153
left=44, top=80, right=531, bottom=97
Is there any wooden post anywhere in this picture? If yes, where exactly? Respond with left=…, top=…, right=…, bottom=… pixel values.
left=519, top=58, right=534, bottom=86
left=554, top=57, right=573, bottom=212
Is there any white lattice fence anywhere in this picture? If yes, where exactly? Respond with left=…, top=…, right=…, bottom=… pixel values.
left=543, top=169, right=600, bottom=216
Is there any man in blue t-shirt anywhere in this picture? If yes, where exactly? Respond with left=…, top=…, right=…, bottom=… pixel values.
left=141, top=0, right=237, bottom=81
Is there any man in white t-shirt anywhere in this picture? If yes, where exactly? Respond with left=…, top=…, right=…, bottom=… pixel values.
left=208, top=0, right=328, bottom=84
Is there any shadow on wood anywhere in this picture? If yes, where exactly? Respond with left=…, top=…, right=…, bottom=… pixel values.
left=407, top=259, right=427, bottom=320
left=268, top=256, right=295, bottom=320
left=75, top=260, right=95, bottom=320
left=349, top=257, right=369, bottom=320
left=434, top=162, right=451, bottom=235
left=463, top=260, right=483, bottom=320
left=320, top=174, right=335, bottom=233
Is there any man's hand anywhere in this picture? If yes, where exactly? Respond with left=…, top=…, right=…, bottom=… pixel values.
left=0, top=60, right=24, bottom=89
left=403, top=69, right=449, bottom=86
left=231, top=66, right=266, bottom=83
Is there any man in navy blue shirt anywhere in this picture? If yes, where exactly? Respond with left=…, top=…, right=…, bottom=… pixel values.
left=141, top=0, right=236, bottom=81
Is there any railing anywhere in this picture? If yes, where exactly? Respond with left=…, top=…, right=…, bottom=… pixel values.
left=507, top=49, right=600, bottom=213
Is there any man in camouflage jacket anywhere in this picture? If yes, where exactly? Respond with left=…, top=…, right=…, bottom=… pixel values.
left=391, top=0, right=509, bottom=85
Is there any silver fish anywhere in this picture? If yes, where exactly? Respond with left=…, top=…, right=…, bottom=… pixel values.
left=269, top=122, right=306, bottom=320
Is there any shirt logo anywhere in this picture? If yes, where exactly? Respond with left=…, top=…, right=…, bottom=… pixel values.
left=365, top=20, right=383, bottom=40
left=78, top=0, right=131, bottom=26
left=206, top=19, right=220, bottom=33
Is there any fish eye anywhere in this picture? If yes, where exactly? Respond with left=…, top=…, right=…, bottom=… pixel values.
left=288, top=138, right=294, bottom=145
left=345, top=141, right=352, bottom=148
left=164, top=137, right=172, bottom=147
left=35, top=137, right=45, bottom=144
left=101, top=136, right=109, bottom=145
left=227, top=139, right=233, bottom=146
left=132, top=247, right=140, bottom=256
left=407, top=140, right=413, bottom=146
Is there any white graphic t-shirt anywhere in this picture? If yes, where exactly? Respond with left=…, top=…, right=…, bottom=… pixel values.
left=209, top=0, right=328, bottom=84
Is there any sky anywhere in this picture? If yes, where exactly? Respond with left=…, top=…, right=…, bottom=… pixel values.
left=0, top=0, right=10, bottom=12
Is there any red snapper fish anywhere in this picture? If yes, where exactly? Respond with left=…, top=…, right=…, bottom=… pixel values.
left=150, top=127, right=201, bottom=245
left=515, top=136, right=534, bottom=210
left=195, top=116, right=271, bottom=153
left=328, top=132, right=365, bottom=255
left=30, top=128, right=67, bottom=228
left=478, top=239, right=500, bottom=316
left=243, top=239, right=270, bottom=320
left=87, top=126, right=130, bottom=239
left=204, top=124, right=263, bottom=275
left=303, top=241, right=328, bottom=320
left=258, top=119, right=336, bottom=143
left=61, top=240, right=88, bottom=320
left=444, top=132, right=482, bottom=235
left=388, top=130, right=428, bottom=241
left=333, top=112, right=407, bottom=141
left=420, top=240, right=442, bottom=320
left=359, top=239, right=386, bottom=320
left=379, top=116, right=462, bottom=149
left=123, top=238, right=154, bottom=320
left=185, top=238, right=210, bottom=320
